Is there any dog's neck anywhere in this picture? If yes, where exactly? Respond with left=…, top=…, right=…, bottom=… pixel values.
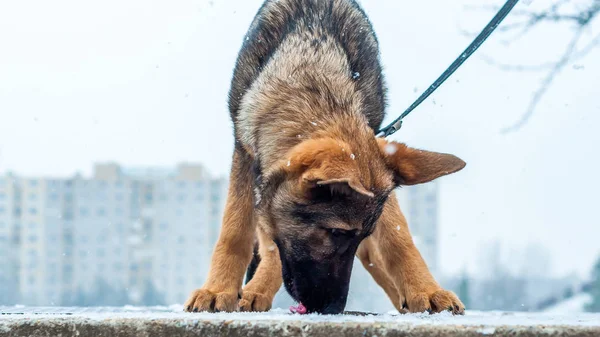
left=238, top=83, right=376, bottom=174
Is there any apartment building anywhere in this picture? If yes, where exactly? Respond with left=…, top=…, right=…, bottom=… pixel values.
left=0, top=163, right=227, bottom=306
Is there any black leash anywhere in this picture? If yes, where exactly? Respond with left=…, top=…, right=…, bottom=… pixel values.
left=378, top=0, right=520, bottom=138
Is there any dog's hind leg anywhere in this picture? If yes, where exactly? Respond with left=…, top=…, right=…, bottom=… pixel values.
left=184, top=149, right=256, bottom=312
left=368, top=193, right=465, bottom=315
left=356, top=238, right=405, bottom=312
left=239, top=224, right=283, bottom=312
left=245, top=238, right=261, bottom=285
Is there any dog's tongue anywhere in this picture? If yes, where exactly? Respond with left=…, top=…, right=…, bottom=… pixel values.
left=289, top=303, right=307, bottom=314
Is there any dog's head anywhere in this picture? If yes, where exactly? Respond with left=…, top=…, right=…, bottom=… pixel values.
left=257, top=137, right=465, bottom=314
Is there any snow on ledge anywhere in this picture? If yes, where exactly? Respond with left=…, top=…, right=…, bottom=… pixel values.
left=1, top=305, right=599, bottom=327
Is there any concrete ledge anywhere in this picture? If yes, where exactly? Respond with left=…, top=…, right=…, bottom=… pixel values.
left=2, top=307, right=599, bottom=337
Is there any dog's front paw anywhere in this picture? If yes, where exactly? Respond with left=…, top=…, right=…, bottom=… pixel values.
left=184, top=288, right=238, bottom=313
left=405, top=289, right=465, bottom=315
left=239, top=291, right=272, bottom=312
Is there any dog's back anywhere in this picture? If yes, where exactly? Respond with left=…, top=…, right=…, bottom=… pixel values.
left=229, top=0, right=387, bottom=135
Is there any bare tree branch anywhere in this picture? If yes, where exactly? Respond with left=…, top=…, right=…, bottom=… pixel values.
left=464, top=0, right=600, bottom=133
left=500, top=26, right=586, bottom=133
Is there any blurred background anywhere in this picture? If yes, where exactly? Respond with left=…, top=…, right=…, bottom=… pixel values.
left=1, top=0, right=599, bottom=313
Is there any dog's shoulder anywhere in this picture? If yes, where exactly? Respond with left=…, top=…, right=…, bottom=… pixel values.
left=228, top=0, right=386, bottom=130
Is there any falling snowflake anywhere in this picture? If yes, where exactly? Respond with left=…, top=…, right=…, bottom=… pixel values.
left=384, top=144, right=397, bottom=155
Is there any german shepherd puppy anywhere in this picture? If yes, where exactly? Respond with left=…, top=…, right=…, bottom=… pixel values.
left=185, top=0, right=466, bottom=315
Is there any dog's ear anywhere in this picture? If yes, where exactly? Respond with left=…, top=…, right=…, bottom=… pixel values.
left=377, top=138, right=466, bottom=186
left=273, top=138, right=373, bottom=199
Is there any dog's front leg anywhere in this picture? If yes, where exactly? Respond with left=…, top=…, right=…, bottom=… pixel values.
left=239, top=224, right=283, bottom=312
left=184, top=149, right=256, bottom=312
left=369, top=193, right=465, bottom=314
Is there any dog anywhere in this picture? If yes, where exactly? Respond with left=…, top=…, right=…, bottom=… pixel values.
left=185, top=0, right=466, bottom=315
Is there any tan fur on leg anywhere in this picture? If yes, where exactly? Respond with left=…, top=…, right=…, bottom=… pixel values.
left=356, top=239, right=404, bottom=312
left=239, top=225, right=283, bottom=312
left=368, top=193, right=465, bottom=315
left=184, top=150, right=256, bottom=312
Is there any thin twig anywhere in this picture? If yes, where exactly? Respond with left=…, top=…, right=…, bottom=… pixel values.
left=500, top=27, right=586, bottom=133
left=478, top=32, right=600, bottom=71
left=463, top=0, right=600, bottom=133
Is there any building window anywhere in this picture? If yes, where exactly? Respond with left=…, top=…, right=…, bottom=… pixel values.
left=48, top=193, right=59, bottom=202
left=29, top=208, right=38, bottom=215
left=29, top=180, right=38, bottom=187
left=28, top=235, right=38, bottom=243
left=79, top=207, right=89, bottom=217
left=177, top=194, right=186, bottom=202
left=0, top=192, right=5, bottom=200
left=116, top=223, right=125, bottom=234
left=115, top=208, right=124, bottom=216
left=0, top=206, right=5, bottom=215
left=97, top=208, right=106, bottom=217
left=28, top=193, right=38, bottom=201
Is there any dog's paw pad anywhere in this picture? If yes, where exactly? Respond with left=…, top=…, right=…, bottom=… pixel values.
left=184, top=288, right=238, bottom=313
left=239, top=291, right=272, bottom=312
left=405, top=289, right=465, bottom=315
left=429, top=289, right=465, bottom=315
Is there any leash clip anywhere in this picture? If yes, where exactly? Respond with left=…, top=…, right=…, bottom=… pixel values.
left=382, top=119, right=403, bottom=137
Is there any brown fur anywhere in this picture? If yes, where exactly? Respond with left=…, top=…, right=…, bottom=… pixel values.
left=185, top=0, right=466, bottom=314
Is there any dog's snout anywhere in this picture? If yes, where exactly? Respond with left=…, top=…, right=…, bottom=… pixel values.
left=320, top=301, right=346, bottom=315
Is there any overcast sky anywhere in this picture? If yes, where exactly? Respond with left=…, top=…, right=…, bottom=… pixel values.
left=1, top=0, right=599, bottom=279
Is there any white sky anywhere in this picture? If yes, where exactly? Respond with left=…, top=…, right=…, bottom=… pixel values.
left=1, top=0, right=599, bottom=279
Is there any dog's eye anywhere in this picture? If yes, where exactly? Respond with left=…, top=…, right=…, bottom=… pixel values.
left=329, top=228, right=343, bottom=237
left=326, top=228, right=353, bottom=237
